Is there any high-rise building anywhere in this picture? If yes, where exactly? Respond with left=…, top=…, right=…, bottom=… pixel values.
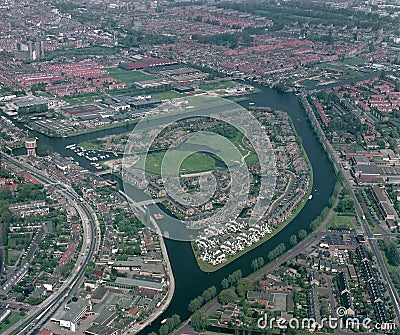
left=15, top=41, right=45, bottom=61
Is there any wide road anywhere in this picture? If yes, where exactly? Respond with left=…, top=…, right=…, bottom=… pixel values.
left=1, top=153, right=100, bottom=335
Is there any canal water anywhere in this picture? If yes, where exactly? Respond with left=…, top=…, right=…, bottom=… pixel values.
left=15, top=85, right=336, bottom=333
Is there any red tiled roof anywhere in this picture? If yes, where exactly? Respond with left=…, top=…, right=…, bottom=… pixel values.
left=129, top=307, right=140, bottom=315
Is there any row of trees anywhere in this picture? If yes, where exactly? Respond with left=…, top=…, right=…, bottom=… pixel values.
left=188, top=286, right=217, bottom=312
left=217, top=1, right=392, bottom=31
left=7, top=183, right=46, bottom=203
left=250, top=256, right=264, bottom=271
left=120, top=29, right=175, bottom=48
left=221, top=269, right=242, bottom=289
left=190, top=311, right=208, bottom=331
left=380, top=241, right=400, bottom=267
left=267, top=242, right=286, bottom=261
left=158, top=314, right=181, bottom=335
left=310, top=176, right=343, bottom=231
left=192, top=31, right=253, bottom=49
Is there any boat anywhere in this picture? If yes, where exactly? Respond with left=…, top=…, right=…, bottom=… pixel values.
left=308, top=194, right=313, bottom=200
left=249, top=102, right=255, bottom=105
left=161, top=319, right=167, bottom=324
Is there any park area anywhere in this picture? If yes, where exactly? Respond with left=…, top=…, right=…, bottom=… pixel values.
left=326, top=213, right=356, bottom=231
left=130, top=131, right=258, bottom=176
left=104, top=67, right=156, bottom=84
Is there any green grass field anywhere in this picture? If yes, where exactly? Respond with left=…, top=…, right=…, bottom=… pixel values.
left=45, top=46, right=117, bottom=60
left=189, top=132, right=258, bottom=165
left=137, top=151, right=217, bottom=175
left=327, top=213, right=355, bottom=230
left=6, top=249, right=23, bottom=266
left=200, top=80, right=236, bottom=91
left=104, top=68, right=156, bottom=84
left=0, top=311, right=25, bottom=333
left=80, top=139, right=103, bottom=151
left=151, top=91, right=184, bottom=100
left=8, top=234, right=32, bottom=249
left=341, top=57, right=366, bottom=66
left=131, top=131, right=258, bottom=176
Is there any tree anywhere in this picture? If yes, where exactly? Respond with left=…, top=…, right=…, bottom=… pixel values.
left=251, top=257, right=264, bottom=271
left=159, top=314, right=181, bottom=335
left=337, top=195, right=354, bottom=213
left=170, top=314, right=181, bottom=328
left=290, top=234, right=298, bottom=246
left=202, top=286, right=217, bottom=302
left=298, top=229, right=307, bottom=240
left=159, top=325, right=169, bottom=335
left=188, top=296, right=204, bottom=312
left=377, top=139, right=386, bottom=149
left=222, top=270, right=242, bottom=289
left=36, top=144, right=53, bottom=157
left=221, top=278, right=229, bottom=289
left=236, top=278, right=254, bottom=297
left=191, top=311, right=208, bottom=331
left=383, top=241, right=400, bottom=266
left=218, top=289, right=237, bottom=305
left=267, top=243, right=286, bottom=261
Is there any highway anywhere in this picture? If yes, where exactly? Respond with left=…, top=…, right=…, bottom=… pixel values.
left=301, top=95, right=400, bottom=324
left=1, top=153, right=100, bottom=335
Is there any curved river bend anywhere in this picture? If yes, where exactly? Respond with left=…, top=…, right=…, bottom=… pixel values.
left=18, top=85, right=336, bottom=334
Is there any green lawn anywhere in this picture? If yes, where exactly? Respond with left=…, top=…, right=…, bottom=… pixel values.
left=131, top=131, right=258, bottom=176
left=6, top=249, right=23, bottom=266
left=80, top=139, right=103, bottom=151
left=228, top=96, right=250, bottom=103
left=300, top=79, right=320, bottom=87
left=188, top=132, right=258, bottom=166
left=0, top=87, right=12, bottom=94
left=134, top=151, right=217, bottom=176
left=8, top=234, right=32, bottom=249
left=341, top=57, right=366, bottom=66
left=45, top=46, right=117, bottom=60
left=200, top=80, right=236, bottom=91
left=104, top=68, right=156, bottom=84
left=327, top=213, right=356, bottom=230
left=0, top=311, right=25, bottom=333
left=151, top=91, right=184, bottom=100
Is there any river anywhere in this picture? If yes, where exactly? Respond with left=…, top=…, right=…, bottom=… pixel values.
left=14, top=84, right=336, bottom=334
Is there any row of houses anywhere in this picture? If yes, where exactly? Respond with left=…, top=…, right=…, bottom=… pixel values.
left=9, top=200, right=49, bottom=218
left=356, top=245, right=389, bottom=325
left=337, top=271, right=355, bottom=316
left=196, top=220, right=272, bottom=265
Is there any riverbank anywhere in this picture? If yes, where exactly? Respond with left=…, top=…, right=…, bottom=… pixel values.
left=192, top=110, right=314, bottom=272
left=5, top=83, right=337, bottom=335
left=119, top=190, right=176, bottom=335
left=175, top=191, right=342, bottom=335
